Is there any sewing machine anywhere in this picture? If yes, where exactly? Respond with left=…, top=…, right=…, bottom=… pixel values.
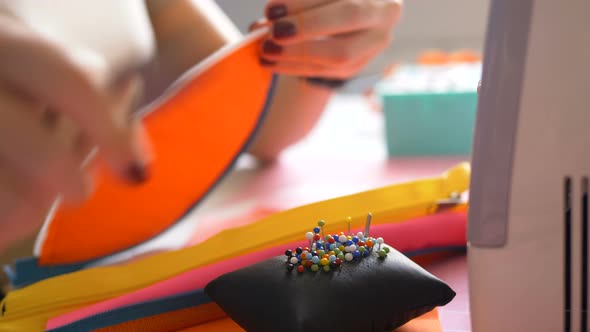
left=468, top=0, right=590, bottom=331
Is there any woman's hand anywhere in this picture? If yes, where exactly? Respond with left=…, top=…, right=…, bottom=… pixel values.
left=0, top=16, right=150, bottom=251
left=258, top=0, right=403, bottom=80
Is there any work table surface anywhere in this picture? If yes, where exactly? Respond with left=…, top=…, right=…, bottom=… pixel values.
left=187, top=94, right=472, bottom=331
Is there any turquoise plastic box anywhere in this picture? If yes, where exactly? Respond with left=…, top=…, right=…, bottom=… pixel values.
left=376, top=64, right=480, bottom=156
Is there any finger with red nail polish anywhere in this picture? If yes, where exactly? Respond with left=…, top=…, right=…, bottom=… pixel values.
left=262, top=39, right=284, bottom=55
left=266, top=3, right=288, bottom=20
left=273, top=21, right=297, bottom=40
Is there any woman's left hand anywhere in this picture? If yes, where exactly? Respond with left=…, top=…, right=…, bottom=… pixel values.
left=257, top=0, right=403, bottom=80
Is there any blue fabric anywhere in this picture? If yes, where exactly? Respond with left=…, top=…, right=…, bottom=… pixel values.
left=8, top=257, right=89, bottom=289
left=46, top=289, right=212, bottom=332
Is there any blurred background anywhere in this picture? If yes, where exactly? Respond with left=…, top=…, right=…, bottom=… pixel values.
left=217, top=0, right=490, bottom=73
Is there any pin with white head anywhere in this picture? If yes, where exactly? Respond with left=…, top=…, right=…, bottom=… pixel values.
left=377, top=237, right=384, bottom=251
left=305, top=231, right=314, bottom=250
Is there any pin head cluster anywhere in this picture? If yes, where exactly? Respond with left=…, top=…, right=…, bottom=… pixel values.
left=285, top=218, right=390, bottom=273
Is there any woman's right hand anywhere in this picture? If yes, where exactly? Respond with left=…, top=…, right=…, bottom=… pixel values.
left=0, top=16, right=151, bottom=250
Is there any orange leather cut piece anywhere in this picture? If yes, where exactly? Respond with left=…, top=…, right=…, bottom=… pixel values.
left=94, top=303, right=225, bottom=332
left=178, top=309, right=442, bottom=332
left=39, top=34, right=274, bottom=265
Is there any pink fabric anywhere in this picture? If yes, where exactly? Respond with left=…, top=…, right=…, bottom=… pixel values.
left=46, top=211, right=466, bottom=330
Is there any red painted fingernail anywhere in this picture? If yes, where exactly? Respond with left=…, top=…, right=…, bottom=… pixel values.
left=259, top=58, right=277, bottom=66
left=266, top=4, right=288, bottom=20
left=273, top=21, right=296, bottom=39
left=127, top=162, right=149, bottom=184
left=262, top=40, right=283, bottom=55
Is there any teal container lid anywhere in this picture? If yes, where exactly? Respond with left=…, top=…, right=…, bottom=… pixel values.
left=376, top=64, right=480, bottom=157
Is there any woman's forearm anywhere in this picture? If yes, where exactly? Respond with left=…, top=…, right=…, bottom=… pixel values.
left=143, top=0, right=241, bottom=101
left=247, top=75, right=333, bottom=161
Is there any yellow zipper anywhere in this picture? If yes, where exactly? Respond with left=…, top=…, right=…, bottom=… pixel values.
left=0, top=163, right=470, bottom=332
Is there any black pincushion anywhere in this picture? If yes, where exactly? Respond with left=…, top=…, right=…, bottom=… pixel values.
left=205, top=245, right=455, bottom=332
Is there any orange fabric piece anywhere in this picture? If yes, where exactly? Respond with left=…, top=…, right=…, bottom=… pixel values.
left=179, top=309, right=442, bottom=332
left=39, top=34, right=273, bottom=265
left=95, top=303, right=225, bottom=332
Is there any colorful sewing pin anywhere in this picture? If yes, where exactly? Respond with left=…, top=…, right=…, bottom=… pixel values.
left=306, top=232, right=314, bottom=249
left=346, top=217, right=352, bottom=235
left=377, top=237, right=384, bottom=251
left=286, top=215, right=391, bottom=273
left=318, top=220, right=326, bottom=242
left=339, top=235, right=348, bottom=244
left=365, top=213, right=372, bottom=239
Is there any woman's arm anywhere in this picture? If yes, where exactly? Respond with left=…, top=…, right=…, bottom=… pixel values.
left=247, top=76, right=333, bottom=161
left=144, top=0, right=333, bottom=160
left=143, top=0, right=241, bottom=100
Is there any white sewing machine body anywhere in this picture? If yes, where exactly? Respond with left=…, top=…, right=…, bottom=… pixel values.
left=468, top=0, right=590, bottom=331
